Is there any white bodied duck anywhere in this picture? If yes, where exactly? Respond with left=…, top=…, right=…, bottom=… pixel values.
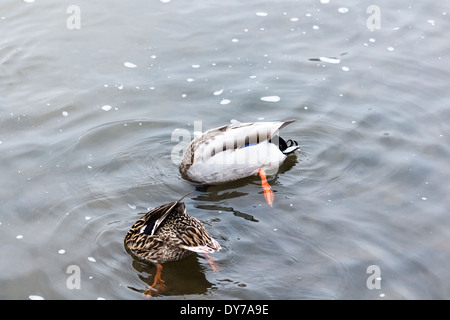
left=180, top=119, right=299, bottom=206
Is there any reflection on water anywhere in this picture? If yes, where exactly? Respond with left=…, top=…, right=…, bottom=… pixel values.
left=128, top=256, right=215, bottom=296
left=1, top=0, right=449, bottom=299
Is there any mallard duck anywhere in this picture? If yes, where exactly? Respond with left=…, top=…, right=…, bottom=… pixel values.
left=180, top=119, right=299, bottom=206
left=124, top=194, right=221, bottom=296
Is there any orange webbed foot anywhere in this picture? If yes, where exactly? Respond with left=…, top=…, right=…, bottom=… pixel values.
left=258, top=168, right=274, bottom=207
left=144, top=264, right=166, bottom=297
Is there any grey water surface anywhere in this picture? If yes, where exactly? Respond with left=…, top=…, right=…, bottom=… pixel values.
left=0, top=0, right=449, bottom=299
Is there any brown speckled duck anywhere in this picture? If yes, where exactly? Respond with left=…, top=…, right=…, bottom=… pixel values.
left=124, top=194, right=221, bottom=296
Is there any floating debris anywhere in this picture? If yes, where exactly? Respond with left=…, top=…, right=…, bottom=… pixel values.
left=260, top=96, right=281, bottom=102
left=309, top=56, right=340, bottom=64
left=123, top=61, right=137, bottom=68
left=88, top=257, right=96, bottom=262
left=220, top=99, right=231, bottom=105
left=213, top=89, right=224, bottom=96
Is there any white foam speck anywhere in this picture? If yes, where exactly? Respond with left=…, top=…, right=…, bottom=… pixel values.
left=24, top=0, right=35, bottom=3
left=128, top=204, right=136, bottom=210
left=387, top=46, right=395, bottom=51
left=421, top=197, right=427, bottom=201
left=380, top=293, right=385, bottom=298
left=101, top=105, right=112, bottom=111
left=0, top=141, right=2, bottom=144
left=97, top=297, right=106, bottom=300
left=88, top=257, right=96, bottom=262
left=319, top=57, right=340, bottom=64
left=369, top=38, right=376, bottom=43
left=29, top=295, right=44, bottom=300
left=313, top=25, right=319, bottom=30
left=16, top=235, right=23, bottom=239
left=213, top=89, right=224, bottom=96
left=338, top=8, right=349, bottom=13
left=186, top=78, right=195, bottom=82
left=124, top=61, right=137, bottom=68
left=85, top=216, right=91, bottom=220
left=427, top=19, right=435, bottom=26
left=220, top=99, right=231, bottom=105
left=256, top=12, right=268, bottom=17
left=62, top=111, right=69, bottom=117
left=320, top=0, right=329, bottom=3
left=160, top=0, right=171, bottom=3
left=290, top=17, right=299, bottom=22
left=342, top=66, right=350, bottom=72
left=232, top=38, right=239, bottom=43
left=260, top=96, right=281, bottom=102
left=192, top=64, right=200, bottom=68
left=58, top=249, right=66, bottom=254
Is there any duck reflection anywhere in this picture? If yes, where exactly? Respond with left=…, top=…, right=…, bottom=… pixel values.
left=128, top=255, right=216, bottom=296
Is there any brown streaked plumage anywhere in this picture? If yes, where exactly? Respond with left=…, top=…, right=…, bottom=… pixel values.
left=124, top=194, right=221, bottom=296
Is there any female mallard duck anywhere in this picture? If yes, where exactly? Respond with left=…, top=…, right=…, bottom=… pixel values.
left=124, top=194, right=221, bottom=296
left=180, top=119, right=299, bottom=206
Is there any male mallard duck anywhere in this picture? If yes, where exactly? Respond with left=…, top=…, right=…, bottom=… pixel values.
left=180, top=119, right=299, bottom=206
left=124, top=194, right=221, bottom=296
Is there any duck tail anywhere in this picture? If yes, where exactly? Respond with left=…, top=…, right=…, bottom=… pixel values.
left=269, top=136, right=300, bottom=154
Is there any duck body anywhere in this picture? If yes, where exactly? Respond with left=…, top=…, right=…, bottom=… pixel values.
left=180, top=119, right=299, bottom=184
left=124, top=195, right=221, bottom=265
